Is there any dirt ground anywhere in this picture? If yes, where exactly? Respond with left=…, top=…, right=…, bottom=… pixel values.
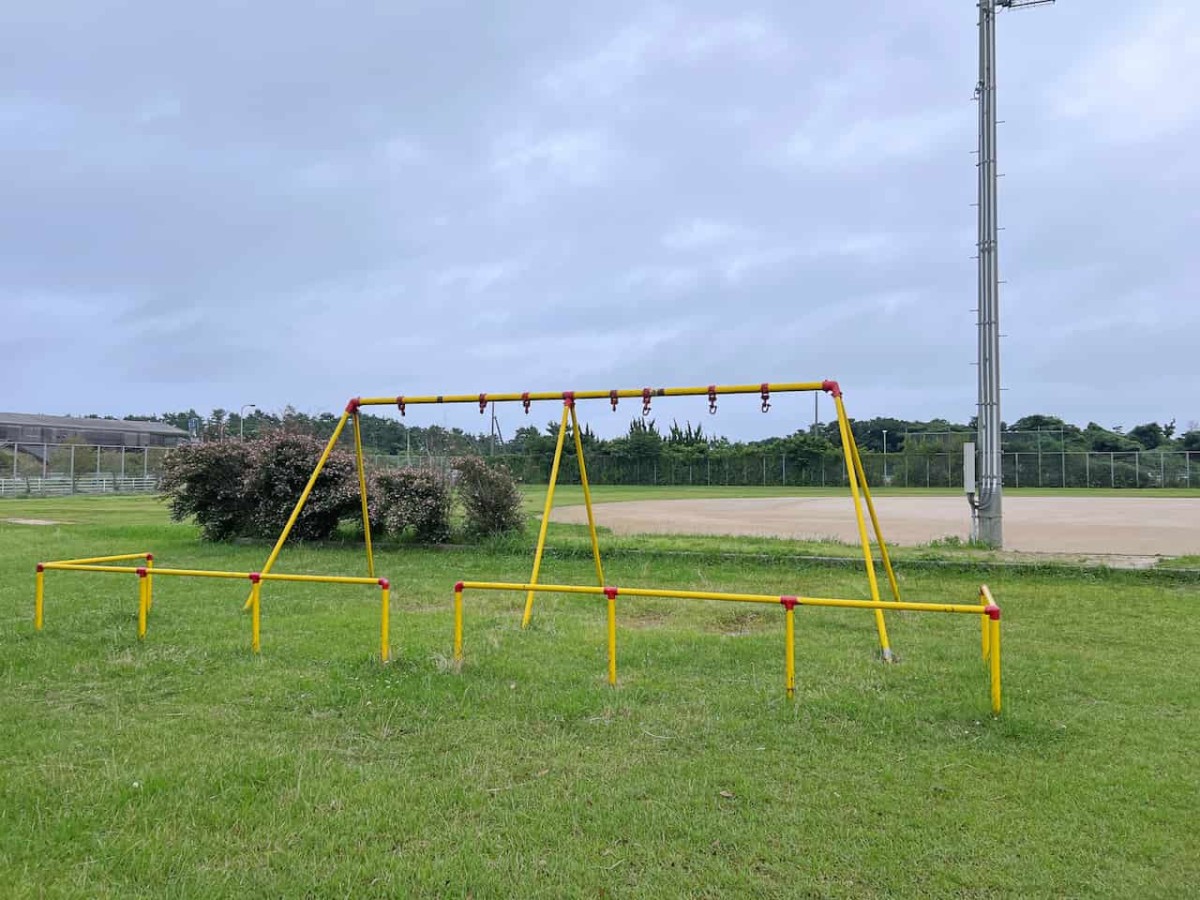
left=551, top=496, right=1200, bottom=557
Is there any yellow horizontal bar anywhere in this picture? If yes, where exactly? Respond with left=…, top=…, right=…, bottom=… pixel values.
left=458, top=581, right=985, bottom=615
left=255, top=572, right=384, bottom=586
left=360, top=381, right=828, bottom=407
left=46, top=552, right=152, bottom=566
left=42, top=564, right=385, bottom=587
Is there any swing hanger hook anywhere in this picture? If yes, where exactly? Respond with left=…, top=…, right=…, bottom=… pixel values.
left=760, top=383, right=771, bottom=413
left=707, top=385, right=718, bottom=415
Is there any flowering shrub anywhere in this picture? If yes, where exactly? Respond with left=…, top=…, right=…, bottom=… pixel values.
left=242, top=434, right=359, bottom=540
left=373, top=467, right=451, bottom=542
left=160, top=441, right=254, bottom=540
left=453, top=455, right=525, bottom=537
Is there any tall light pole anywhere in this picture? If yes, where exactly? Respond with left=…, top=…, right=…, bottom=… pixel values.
left=240, top=404, right=257, bottom=440
left=882, top=429, right=888, bottom=483
left=970, top=0, right=1054, bottom=548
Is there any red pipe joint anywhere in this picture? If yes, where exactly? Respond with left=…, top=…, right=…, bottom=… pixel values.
left=454, top=581, right=465, bottom=593
left=136, top=567, right=148, bottom=578
left=985, top=604, right=1001, bottom=621
left=821, top=379, right=842, bottom=398
left=248, top=572, right=262, bottom=584
left=779, top=595, right=798, bottom=611
left=562, top=391, right=575, bottom=409
left=36, top=563, right=44, bottom=573
left=603, top=587, right=619, bottom=600
left=345, top=397, right=361, bottom=414
left=145, top=553, right=154, bottom=562
left=378, top=578, right=390, bottom=590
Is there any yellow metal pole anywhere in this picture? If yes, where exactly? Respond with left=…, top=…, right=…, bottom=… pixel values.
left=783, top=598, right=797, bottom=699
left=137, top=570, right=148, bottom=640
left=453, top=582, right=464, bottom=662
left=988, top=606, right=1002, bottom=714
left=145, top=554, right=155, bottom=612
left=569, top=404, right=605, bottom=587
left=361, top=382, right=830, bottom=408
left=605, top=588, right=618, bottom=686
left=523, top=404, right=571, bottom=627
left=250, top=578, right=262, bottom=653
left=244, top=408, right=352, bottom=609
left=34, top=566, right=45, bottom=631
left=848, top=435, right=902, bottom=603
left=834, top=394, right=892, bottom=660
left=380, top=579, right=390, bottom=664
left=352, top=410, right=376, bottom=578
left=980, top=588, right=991, bottom=660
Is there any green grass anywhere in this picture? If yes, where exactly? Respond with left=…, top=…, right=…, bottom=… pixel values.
left=0, top=496, right=1198, bottom=896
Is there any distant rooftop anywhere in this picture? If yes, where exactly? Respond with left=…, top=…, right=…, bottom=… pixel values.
left=0, top=412, right=188, bottom=437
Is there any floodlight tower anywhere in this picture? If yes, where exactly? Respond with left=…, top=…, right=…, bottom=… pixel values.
left=970, top=0, right=1053, bottom=548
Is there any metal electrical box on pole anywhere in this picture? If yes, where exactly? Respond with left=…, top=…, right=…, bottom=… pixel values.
left=969, top=0, right=1053, bottom=548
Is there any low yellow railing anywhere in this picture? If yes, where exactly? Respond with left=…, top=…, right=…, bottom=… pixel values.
left=35, top=553, right=392, bottom=663
left=452, top=580, right=1004, bottom=714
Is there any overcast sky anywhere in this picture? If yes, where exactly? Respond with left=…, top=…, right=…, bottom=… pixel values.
left=2, top=1, right=1196, bottom=439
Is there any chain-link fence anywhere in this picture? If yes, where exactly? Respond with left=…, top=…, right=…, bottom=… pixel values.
left=0, top=442, right=172, bottom=497
left=4, top=442, right=1196, bottom=497
left=377, top=449, right=1200, bottom=490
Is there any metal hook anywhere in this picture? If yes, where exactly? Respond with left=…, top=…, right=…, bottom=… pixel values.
left=707, top=385, right=717, bottom=415
left=760, top=383, right=771, bottom=413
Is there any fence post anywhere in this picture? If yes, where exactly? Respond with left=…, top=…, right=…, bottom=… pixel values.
left=1136, top=451, right=1140, bottom=487
left=1085, top=451, right=1090, bottom=488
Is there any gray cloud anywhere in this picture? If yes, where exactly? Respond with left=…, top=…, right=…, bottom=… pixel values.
left=1, top=0, right=1194, bottom=439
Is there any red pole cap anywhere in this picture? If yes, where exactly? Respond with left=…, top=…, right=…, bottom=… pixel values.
left=454, top=581, right=465, bottom=593
left=248, top=572, right=261, bottom=584
left=821, top=379, right=842, bottom=398
left=136, top=567, right=148, bottom=578
left=345, top=397, right=361, bottom=413
left=985, top=604, right=1001, bottom=621
left=36, top=563, right=45, bottom=573
left=780, top=595, right=798, bottom=611
left=603, top=586, right=618, bottom=600
left=378, top=578, right=390, bottom=590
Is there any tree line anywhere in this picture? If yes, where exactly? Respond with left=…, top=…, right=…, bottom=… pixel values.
left=116, top=407, right=1200, bottom=462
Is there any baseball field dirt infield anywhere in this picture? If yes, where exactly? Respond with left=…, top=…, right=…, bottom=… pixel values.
left=552, top=495, right=1200, bottom=557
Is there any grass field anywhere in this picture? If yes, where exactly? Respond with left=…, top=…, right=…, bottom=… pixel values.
left=1, top=494, right=1197, bottom=896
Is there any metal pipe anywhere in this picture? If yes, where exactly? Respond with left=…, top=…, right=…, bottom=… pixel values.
left=360, top=382, right=828, bottom=407
left=523, top=404, right=570, bottom=627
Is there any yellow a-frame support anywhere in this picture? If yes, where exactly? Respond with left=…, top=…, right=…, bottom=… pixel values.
left=246, top=380, right=902, bottom=659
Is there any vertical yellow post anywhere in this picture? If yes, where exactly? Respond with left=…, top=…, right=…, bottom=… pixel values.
left=352, top=411, right=376, bottom=579
left=569, top=405, right=605, bottom=587
left=605, top=587, right=618, bottom=686
left=453, top=583, right=464, bottom=662
left=379, top=579, right=390, bottom=664
left=988, top=606, right=1002, bottom=715
left=34, top=566, right=45, bottom=631
left=250, top=576, right=262, bottom=654
left=145, top=554, right=155, bottom=612
left=244, top=408, right=353, bottom=609
left=980, top=588, right=991, bottom=661
left=834, top=395, right=893, bottom=661
left=848, top=437, right=902, bottom=603
left=782, top=598, right=797, bottom=699
left=523, top=404, right=571, bottom=627
left=137, top=570, right=148, bottom=640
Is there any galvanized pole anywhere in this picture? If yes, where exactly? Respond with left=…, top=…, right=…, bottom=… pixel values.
left=970, top=0, right=1053, bottom=546
left=972, top=0, right=1004, bottom=546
